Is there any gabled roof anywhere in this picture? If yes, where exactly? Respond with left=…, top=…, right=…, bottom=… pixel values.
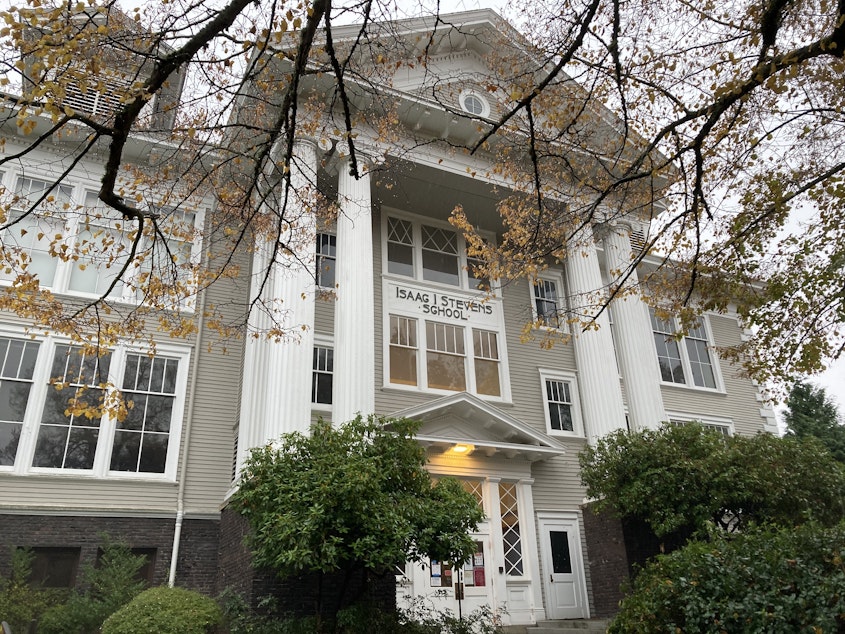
left=390, top=392, right=565, bottom=462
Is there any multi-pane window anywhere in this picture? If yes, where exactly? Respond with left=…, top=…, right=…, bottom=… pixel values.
left=386, top=217, right=414, bottom=277
left=421, top=225, right=460, bottom=286
left=684, top=323, right=717, bottom=389
left=0, top=337, right=40, bottom=466
left=650, top=310, right=686, bottom=384
left=68, top=191, right=130, bottom=297
left=389, top=316, right=505, bottom=398
left=473, top=330, right=500, bottom=397
left=312, top=346, right=333, bottom=405
left=33, top=345, right=110, bottom=470
left=316, top=233, right=336, bottom=288
left=111, top=354, right=179, bottom=474
left=426, top=322, right=467, bottom=391
left=545, top=379, right=573, bottom=432
left=1, top=177, right=73, bottom=286
left=0, top=175, right=203, bottom=306
left=650, top=309, right=719, bottom=389
left=384, top=215, right=495, bottom=291
left=671, top=418, right=732, bottom=436
left=499, top=482, right=523, bottom=576
left=390, top=316, right=418, bottom=386
left=0, top=334, right=187, bottom=478
left=532, top=278, right=562, bottom=328
left=540, top=371, right=582, bottom=435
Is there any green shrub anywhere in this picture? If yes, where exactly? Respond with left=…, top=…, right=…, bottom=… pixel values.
left=101, top=586, right=221, bottom=634
left=609, top=522, right=845, bottom=633
left=0, top=548, right=67, bottom=633
left=38, top=540, right=147, bottom=634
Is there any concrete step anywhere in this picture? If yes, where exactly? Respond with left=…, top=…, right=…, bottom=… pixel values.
left=526, top=619, right=609, bottom=633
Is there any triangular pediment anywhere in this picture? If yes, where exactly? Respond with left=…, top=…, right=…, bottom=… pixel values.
left=390, top=392, right=565, bottom=462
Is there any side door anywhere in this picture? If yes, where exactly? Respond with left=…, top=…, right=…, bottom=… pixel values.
left=538, top=513, right=589, bottom=619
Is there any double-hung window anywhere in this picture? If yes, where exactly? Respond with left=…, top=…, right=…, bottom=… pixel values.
left=312, top=344, right=333, bottom=406
left=649, top=309, right=719, bottom=390
left=0, top=332, right=188, bottom=479
left=539, top=369, right=584, bottom=436
left=1, top=177, right=73, bottom=287
left=531, top=274, right=565, bottom=329
left=315, top=233, right=336, bottom=288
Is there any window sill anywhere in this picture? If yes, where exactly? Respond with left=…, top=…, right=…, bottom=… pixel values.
left=659, top=381, right=726, bottom=396
left=0, top=469, right=177, bottom=484
left=381, top=383, right=512, bottom=405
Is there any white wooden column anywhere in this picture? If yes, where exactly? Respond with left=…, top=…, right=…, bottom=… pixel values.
left=236, top=244, right=273, bottom=472
left=333, top=157, right=375, bottom=423
left=262, top=139, right=318, bottom=439
left=564, top=225, right=627, bottom=444
left=602, top=223, right=666, bottom=430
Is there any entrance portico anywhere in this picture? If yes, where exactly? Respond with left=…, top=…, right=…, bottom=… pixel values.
left=391, top=393, right=582, bottom=626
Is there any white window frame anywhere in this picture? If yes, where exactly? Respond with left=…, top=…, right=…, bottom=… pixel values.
left=649, top=309, right=724, bottom=392
left=0, top=325, right=189, bottom=481
left=530, top=271, right=567, bottom=331
left=459, top=90, right=491, bottom=118
left=0, top=170, right=206, bottom=310
left=315, top=232, right=337, bottom=290
left=667, top=412, right=734, bottom=437
left=382, top=210, right=498, bottom=293
left=311, top=335, right=334, bottom=412
left=539, top=369, right=585, bottom=438
left=385, top=314, right=510, bottom=402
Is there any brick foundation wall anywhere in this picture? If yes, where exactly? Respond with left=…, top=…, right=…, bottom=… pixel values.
left=0, top=513, right=219, bottom=593
left=581, top=502, right=629, bottom=618
left=217, top=506, right=396, bottom=618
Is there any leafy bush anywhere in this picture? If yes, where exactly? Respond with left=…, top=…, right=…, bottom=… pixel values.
left=38, top=539, right=147, bottom=634
left=101, top=586, right=221, bottom=634
left=609, top=522, right=845, bottom=633
left=580, top=423, right=845, bottom=541
left=0, top=548, right=67, bottom=633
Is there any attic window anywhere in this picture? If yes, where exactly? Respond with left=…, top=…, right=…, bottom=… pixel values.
left=460, top=91, right=489, bottom=117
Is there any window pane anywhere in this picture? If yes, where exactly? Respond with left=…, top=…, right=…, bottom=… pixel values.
left=534, top=279, right=561, bottom=327
left=390, top=347, right=417, bottom=385
left=427, top=351, right=466, bottom=391
left=0, top=421, right=22, bottom=466
left=422, top=249, right=459, bottom=286
left=546, top=379, right=574, bottom=432
left=475, top=358, right=500, bottom=396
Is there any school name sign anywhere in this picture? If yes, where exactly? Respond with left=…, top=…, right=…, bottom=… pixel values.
left=386, top=280, right=501, bottom=328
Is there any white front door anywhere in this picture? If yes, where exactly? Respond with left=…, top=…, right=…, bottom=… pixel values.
left=400, top=532, right=495, bottom=619
left=538, top=513, right=589, bottom=619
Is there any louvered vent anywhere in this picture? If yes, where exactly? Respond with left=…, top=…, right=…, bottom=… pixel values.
left=630, top=226, right=647, bottom=253
left=60, top=74, right=133, bottom=119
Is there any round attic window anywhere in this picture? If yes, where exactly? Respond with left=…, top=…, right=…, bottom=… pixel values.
left=460, top=91, right=489, bottom=117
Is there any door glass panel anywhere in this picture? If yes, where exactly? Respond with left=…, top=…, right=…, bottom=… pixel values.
left=549, top=530, right=572, bottom=574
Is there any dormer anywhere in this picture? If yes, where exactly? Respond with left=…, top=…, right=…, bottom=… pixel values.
left=19, top=4, right=184, bottom=133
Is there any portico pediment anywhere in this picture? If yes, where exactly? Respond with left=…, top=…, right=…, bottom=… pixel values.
left=390, top=392, right=565, bottom=462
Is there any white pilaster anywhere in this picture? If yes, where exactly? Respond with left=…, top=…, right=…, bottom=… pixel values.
left=517, top=479, right=545, bottom=624
left=602, top=223, right=666, bottom=430
left=263, top=139, right=318, bottom=439
left=333, top=157, right=375, bottom=423
left=564, top=226, right=627, bottom=443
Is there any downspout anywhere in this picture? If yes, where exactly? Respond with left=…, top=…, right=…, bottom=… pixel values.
left=168, top=284, right=208, bottom=587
